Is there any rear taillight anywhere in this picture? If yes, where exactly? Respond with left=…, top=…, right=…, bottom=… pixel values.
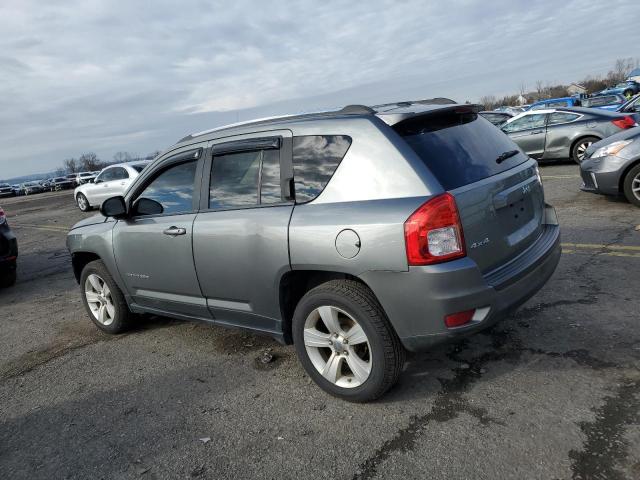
left=404, top=193, right=466, bottom=265
left=445, top=310, right=475, bottom=328
left=611, top=116, right=636, bottom=130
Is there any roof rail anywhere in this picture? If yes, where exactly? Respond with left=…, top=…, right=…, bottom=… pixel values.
left=337, top=104, right=376, bottom=115
left=372, top=98, right=457, bottom=109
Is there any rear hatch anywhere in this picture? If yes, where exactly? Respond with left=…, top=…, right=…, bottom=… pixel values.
left=394, top=107, right=545, bottom=273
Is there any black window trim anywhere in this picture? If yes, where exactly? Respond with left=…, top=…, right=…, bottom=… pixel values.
left=200, top=132, right=294, bottom=213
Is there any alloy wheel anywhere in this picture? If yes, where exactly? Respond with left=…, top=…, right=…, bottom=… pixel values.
left=84, top=274, right=115, bottom=325
left=632, top=173, right=640, bottom=201
left=77, top=195, right=87, bottom=210
left=303, top=305, right=372, bottom=388
left=576, top=141, right=593, bottom=162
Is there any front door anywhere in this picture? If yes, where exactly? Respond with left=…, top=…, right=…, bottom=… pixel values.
left=502, top=113, right=548, bottom=158
left=192, top=131, right=294, bottom=334
left=112, top=147, right=210, bottom=319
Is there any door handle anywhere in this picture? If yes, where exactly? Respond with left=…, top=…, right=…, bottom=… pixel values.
left=163, top=226, right=187, bottom=236
left=530, top=130, right=544, bottom=135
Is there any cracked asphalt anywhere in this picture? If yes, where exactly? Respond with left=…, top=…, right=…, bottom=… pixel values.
left=1, top=163, right=639, bottom=480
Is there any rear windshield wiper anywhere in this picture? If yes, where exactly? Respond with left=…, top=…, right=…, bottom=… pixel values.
left=496, top=150, right=520, bottom=164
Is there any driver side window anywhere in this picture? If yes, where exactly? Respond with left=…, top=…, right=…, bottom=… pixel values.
left=96, top=169, right=115, bottom=183
left=502, top=114, right=547, bottom=133
left=134, top=161, right=198, bottom=216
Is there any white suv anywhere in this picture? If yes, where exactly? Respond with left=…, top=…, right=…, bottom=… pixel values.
left=74, top=161, right=150, bottom=211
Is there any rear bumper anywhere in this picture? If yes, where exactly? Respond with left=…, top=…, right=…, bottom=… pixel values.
left=0, top=226, right=18, bottom=270
left=361, top=205, right=561, bottom=352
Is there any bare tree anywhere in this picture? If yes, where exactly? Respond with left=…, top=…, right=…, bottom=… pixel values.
left=64, top=158, right=78, bottom=173
left=479, top=95, right=497, bottom=110
left=146, top=150, right=162, bottom=160
left=78, top=152, right=103, bottom=171
left=519, top=82, right=527, bottom=96
left=113, top=151, right=133, bottom=163
left=55, top=168, right=66, bottom=177
left=535, top=80, right=544, bottom=97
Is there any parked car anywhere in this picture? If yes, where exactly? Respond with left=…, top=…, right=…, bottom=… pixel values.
left=67, top=103, right=561, bottom=401
left=501, top=107, right=638, bottom=163
left=616, top=93, right=640, bottom=123
left=11, top=185, right=23, bottom=196
left=73, top=161, right=150, bottom=211
left=598, top=80, right=640, bottom=98
left=0, top=183, right=14, bottom=198
left=0, top=206, right=18, bottom=287
left=20, top=181, right=44, bottom=195
left=479, top=111, right=513, bottom=126
left=527, top=96, right=581, bottom=111
left=580, top=126, right=640, bottom=207
left=580, top=94, right=626, bottom=111
left=76, top=171, right=98, bottom=185
left=50, top=176, right=75, bottom=190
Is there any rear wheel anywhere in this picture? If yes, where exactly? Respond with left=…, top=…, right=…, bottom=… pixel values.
left=76, top=193, right=90, bottom=212
left=80, top=260, right=133, bottom=333
left=572, top=136, right=599, bottom=164
left=622, top=164, right=640, bottom=207
left=0, top=268, right=16, bottom=288
left=292, top=279, right=405, bottom=402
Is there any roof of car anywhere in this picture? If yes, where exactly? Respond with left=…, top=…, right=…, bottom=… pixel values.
left=175, top=100, right=468, bottom=144
left=104, top=160, right=152, bottom=169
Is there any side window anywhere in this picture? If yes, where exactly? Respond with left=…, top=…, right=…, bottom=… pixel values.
left=547, top=101, right=569, bottom=108
left=111, top=167, right=129, bottom=180
left=136, top=161, right=197, bottom=215
left=292, top=135, right=351, bottom=203
left=97, top=169, right=114, bottom=182
left=548, top=113, right=579, bottom=125
left=208, top=145, right=283, bottom=209
left=502, top=114, right=546, bottom=133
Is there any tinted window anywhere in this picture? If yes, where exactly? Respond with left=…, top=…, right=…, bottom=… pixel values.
left=548, top=113, right=580, bottom=125
left=501, top=114, right=547, bottom=133
left=111, top=167, right=129, bottom=180
left=137, top=161, right=197, bottom=215
left=209, top=151, right=261, bottom=208
left=97, top=169, right=115, bottom=182
left=260, top=149, right=282, bottom=204
left=292, top=135, right=351, bottom=202
left=132, top=164, right=148, bottom=173
left=480, top=113, right=510, bottom=126
left=395, top=110, right=527, bottom=190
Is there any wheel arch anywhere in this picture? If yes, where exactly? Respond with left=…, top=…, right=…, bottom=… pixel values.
left=71, top=251, right=101, bottom=283
left=570, top=134, right=602, bottom=158
left=619, top=158, right=640, bottom=194
left=278, top=270, right=379, bottom=344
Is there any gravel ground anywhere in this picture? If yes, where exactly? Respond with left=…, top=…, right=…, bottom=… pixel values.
left=0, top=163, right=639, bottom=480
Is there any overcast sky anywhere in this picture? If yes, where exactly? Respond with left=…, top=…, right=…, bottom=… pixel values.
left=1, top=0, right=638, bottom=179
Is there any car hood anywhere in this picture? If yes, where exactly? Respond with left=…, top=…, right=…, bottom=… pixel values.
left=69, top=214, right=109, bottom=230
left=586, top=126, right=640, bottom=155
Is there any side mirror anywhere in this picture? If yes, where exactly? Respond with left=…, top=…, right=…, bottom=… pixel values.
left=94, top=178, right=102, bottom=184
left=132, top=197, right=164, bottom=216
left=100, top=196, right=128, bottom=219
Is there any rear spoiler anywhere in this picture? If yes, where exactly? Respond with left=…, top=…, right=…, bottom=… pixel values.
left=376, top=104, right=483, bottom=126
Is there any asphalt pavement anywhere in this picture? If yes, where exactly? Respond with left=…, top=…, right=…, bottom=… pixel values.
left=0, top=163, right=639, bottom=480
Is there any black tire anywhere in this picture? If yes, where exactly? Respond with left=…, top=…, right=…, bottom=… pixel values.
left=76, top=193, right=90, bottom=212
left=572, top=136, right=599, bottom=164
left=0, top=269, right=17, bottom=288
left=622, top=163, right=640, bottom=207
left=79, top=260, right=133, bottom=333
left=292, top=279, right=405, bottom=402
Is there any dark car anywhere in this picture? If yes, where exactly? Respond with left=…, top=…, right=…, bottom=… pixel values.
left=0, top=183, right=14, bottom=198
left=580, top=126, right=640, bottom=207
left=51, top=176, right=75, bottom=190
left=21, top=181, right=44, bottom=195
left=501, top=107, right=638, bottom=163
left=0, top=206, right=18, bottom=287
left=479, top=111, right=513, bottom=126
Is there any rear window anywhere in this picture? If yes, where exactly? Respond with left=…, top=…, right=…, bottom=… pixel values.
left=395, top=110, right=527, bottom=190
left=292, top=135, right=351, bottom=202
left=132, top=164, right=147, bottom=173
left=583, top=96, right=619, bottom=107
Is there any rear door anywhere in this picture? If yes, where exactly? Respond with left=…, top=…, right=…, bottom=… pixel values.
left=112, top=146, right=209, bottom=318
left=192, top=131, right=294, bottom=333
left=501, top=113, right=548, bottom=158
left=543, top=112, right=582, bottom=158
left=395, top=110, right=546, bottom=273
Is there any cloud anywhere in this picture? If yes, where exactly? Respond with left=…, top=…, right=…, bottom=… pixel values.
left=0, top=0, right=638, bottom=178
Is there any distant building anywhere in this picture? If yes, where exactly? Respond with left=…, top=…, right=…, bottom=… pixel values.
left=567, top=83, right=587, bottom=95
left=627, top=68, right=640, bottom=83
left=516, top=94, right=527, bottom=105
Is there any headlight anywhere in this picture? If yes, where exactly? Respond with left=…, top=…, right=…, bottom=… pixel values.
left=590, top=139, right=633, bottom=159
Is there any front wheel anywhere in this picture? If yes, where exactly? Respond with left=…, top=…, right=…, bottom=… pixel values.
left=572, top=136, right=599, bottom=164
left=76, top=193, right=90, bottom=212
left=80, top=260, right=133, bottom=333
left=622, top=164, right=640, bottom=207
left=292, top=280, right=405, bottom=402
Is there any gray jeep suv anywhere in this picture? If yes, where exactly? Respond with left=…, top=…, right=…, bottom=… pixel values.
left=67, top=103, right=561, bottom=402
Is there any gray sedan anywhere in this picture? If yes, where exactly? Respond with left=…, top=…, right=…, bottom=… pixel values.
left=580, top=126, right=640, bottom=207
left=501, top=107, right=637, bottom=163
